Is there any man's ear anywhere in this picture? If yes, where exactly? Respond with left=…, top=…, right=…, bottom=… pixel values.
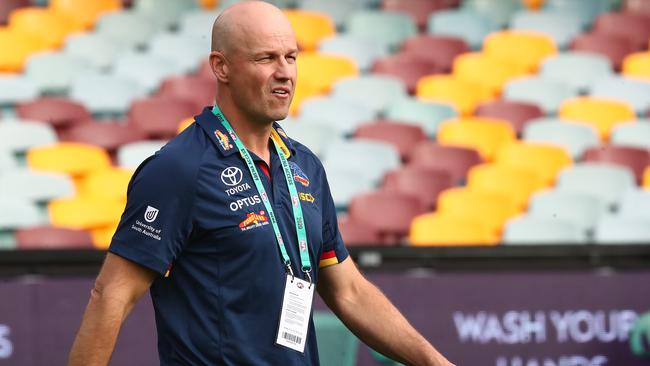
left=209, top=51, right=229, bottom=83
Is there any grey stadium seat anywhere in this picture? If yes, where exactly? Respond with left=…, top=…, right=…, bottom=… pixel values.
left=24, top=52, right=95, bottom=95
left=522, top=118, right=599, bottom=160
left=503, top=214, right=588, bottom=244
left=555, top=163, right=637, bottom=210
left=331, top=75, right=407, bottom=116
left=70, top=72, right=147, bottom=115
left=298, top=96, right=376, bottom=135
left=0, top=169, right=74, bottom=203
left=528, top=189, right=607, bottom=234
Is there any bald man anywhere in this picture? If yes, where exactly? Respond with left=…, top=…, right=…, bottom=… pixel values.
left=68, top=2, right=454, bottom=365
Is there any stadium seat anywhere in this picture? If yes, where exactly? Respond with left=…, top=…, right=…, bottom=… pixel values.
left=112, top=52, right=186, bottom=94
left=128, top=96, right=197, bottom=139
left=63, top=121, right=148, bottom=156
left=503, top=214, right=588, bottom=244
left=158, top=75, right=216, bottom=111
left=0, top=169, right=74, bottom=202
left=437, top=187, right=520, bottom=235
left=331, top=75, right=407, bottom=115
left=80, top=167, right=133, bottom=200
left=317, top=35, right=388, bottom=72
left=337, top=215, right=382, bottom=246
left=16, top=97, right=91, bottom=133
left=427, top=9, right=496, bottom=50
left=594, top=215, right=650, bottom=243
left=583, top=145, right=650, bottom=184
left=132, top=0, right=197, bottom=29
left=462, top=0, right=521, bottom=28
left=495, top=141, right=573, bottom=186
left=644, top=167, right=650, bottom=189
left=622, top=52, right=650, bottom=79
left=0, top=27, right=44, bottom=72
left=545, top=0, right=611, bottom=28
left=63, top=32, right=124, bottom=70
left=409, top=212, right=498, bottom=246
left=509, top=10, right=581, bottom=49
left=324, top=165, right=375, bottom=209
left=117, top=140, right=167, bottom=169
left=0, top=198, right=45, bottom=230
left=0, top=74, right=38, bottom=106
left=0, top=0, right=30, bottom=25
left=372, top=53, right=442, bottom=94
left=556, top=163, right=637, bottom=209
left=323, top=139, right=401, bottom=185
left=50, top=0, right=122, bottom=30
left=0, top=120, right=58, bottom=155
left=416, top=75, right=493, bottom=116
left=178, top=9, right=221, bottom=47
left=24, top=52, right=95, bottom=94
left=382, top=0, right=452, bottom=30
left=48, top=195, right=124, bottom=230
left=589, top=77, right=650, bottom=115
left=522, top=118, right=599, bottom=159
left=540, top=52, right=613, bottom=93
left=437, top=117, right=516, bottom=161
left=15, top=226, right=94, bottom=249
left=558, top=97, right=636, bottom=140
left=354, top=121, right=427, bottom=161
left=408, top=142, right=482, bottom=184
left=571, top=32, right=637, bottom=71
left=279, top=119, right=342, bottom=158
left=296, top=52, right=358, bottom=95
left=8, top=7, right=75, bottom=49
left=474, top=100, right=544, bottom=135
left=177, top=117, right=194, bottom=134
left=70, top=72, right=147, bottom=115
left=0, top=150, right=17, bottom=171
left=147, top=33, right=207, bottom=73
left=313, top=311, right=359, bottom=366
left=400, top=34, right=469, bottom=73
left=611, top=120, right=650, bottom=151
left=483, top=31, right=557, bottom=73
left=382, top=166, right=453, bottom=210
left=503, top=76, right=577, bottom=114
left=618, top=189, right=650, bottom=221
left=385, top=97, right=457, bottom=138
left=528, top=190, right=606, bottom=233
left=346, top=10, right=417, bottom=51
left=299, top=0, right=361, bottom=28
left=625, top=0, right=650, bottom=15
left=452, top=52, right=528, bottom=96
left=284, top=10, right=335, bottom=52
left=348, top=191, right=425, bottom=243
left=298, top=96, right=375, bottom=135
left=27, top=142, right=111, bottom=179
left=593, top=11, right=650, bottom=50
left=467, top=163, right=544, bottom=210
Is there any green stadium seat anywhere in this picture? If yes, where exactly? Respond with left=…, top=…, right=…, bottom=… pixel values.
left=509, top=10, right=582, bottom=49
left=427, top=9, right=496, bottom=50
left=346, top=10, right=417, bottom=51
left=462, top=0, right=521, bottom=28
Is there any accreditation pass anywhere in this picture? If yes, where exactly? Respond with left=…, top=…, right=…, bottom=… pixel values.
left=276, top=274, right=315, bottom=353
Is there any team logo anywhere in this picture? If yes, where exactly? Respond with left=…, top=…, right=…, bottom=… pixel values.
left=239, top=210, right=269, bottom=231
left=289, top=162, right=310, bottom=187
left=221, top=167, right=243, bottom=186
left=292, top=195, right=299, bottom=207
left=144, top=205, right=159, bottom=223
left=299, top=240, right=307, bottom=252
left=214, top=130, right=233, bottom=150
left=296, top=282, right=304, bottom=289
left=299, top=192, right=315, bottom=203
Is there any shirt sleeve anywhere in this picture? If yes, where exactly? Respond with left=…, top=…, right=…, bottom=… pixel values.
left=318, top=165, right=349, bottom=269
left=109, top=152, right=196, bottom=276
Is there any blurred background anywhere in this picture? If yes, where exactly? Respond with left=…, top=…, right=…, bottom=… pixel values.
left=0, top=0, right=650, bottom=365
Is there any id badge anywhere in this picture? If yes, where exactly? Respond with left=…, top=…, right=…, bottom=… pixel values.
left=275, top=274, right=315, bottom=353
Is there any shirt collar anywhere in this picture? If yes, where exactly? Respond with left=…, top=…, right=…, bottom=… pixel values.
left=195, top=107, right=297, bottom=158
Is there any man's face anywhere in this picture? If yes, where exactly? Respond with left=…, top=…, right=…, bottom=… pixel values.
left=225, top=22, right=298, bottom=124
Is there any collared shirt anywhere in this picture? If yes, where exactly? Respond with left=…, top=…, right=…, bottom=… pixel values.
left=109, top=107, right=349, bottom=365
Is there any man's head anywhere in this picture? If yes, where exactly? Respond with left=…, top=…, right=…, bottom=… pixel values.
left=209, top=1, right=297, bottom=125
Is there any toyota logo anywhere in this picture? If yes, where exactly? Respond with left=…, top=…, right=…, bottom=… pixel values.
left=221, top=167, right=243, bottom=186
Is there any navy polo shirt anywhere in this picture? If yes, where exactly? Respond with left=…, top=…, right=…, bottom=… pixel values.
left=109, top=107, right=349, bottom=365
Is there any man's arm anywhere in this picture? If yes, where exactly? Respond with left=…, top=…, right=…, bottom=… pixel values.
left=68, top=252, right=157, bottom=366
left=317, top=257, right=454, bottom=366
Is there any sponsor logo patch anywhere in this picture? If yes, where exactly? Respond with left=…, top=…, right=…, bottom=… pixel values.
left=229, top=194, right=262, bottom=212
left=289, top=161, right=310, bottom=187
left=214, top=130, right=233, bottom=150
left=144, top=206, right=159, bottom=223
left=221, top=167, right=243, bottom=186
left=239, top=210, right=269, bottom=231
left=299, top=192, right=315, bottom=204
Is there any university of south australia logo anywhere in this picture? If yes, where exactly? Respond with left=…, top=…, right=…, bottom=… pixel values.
left=221, top=166, right=243, bottom=186
left=144, top=206, right=159, bottom=223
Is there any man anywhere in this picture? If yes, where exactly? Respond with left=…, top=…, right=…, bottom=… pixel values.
left=68, top=2, right=454, bottom=365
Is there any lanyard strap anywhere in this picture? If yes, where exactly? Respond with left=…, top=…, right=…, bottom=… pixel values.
left=211, top=106, right=312, bottom=278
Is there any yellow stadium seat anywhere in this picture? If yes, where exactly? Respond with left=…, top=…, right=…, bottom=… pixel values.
left=409, top=213, right=499, bottom=246
left=80, top=168, right=133, bottom=201
left=416, top=75, right=493, bottom=116
left=49, top=195, right=125, bottom=230
left=50, top=0, right=121, bottom=30
left=467, top=163, right=544, bottom=210
left=297, top=52, right=358, bottom=95
left=178, top=117, right=194, bottom=134
left=644, top=166, right=650, bottom=189
left=290, top=81, right=320, bottom=116
left=436, top=187, right=520, bottom=235
left=496, top=141, right=572, bottom=186
left=452, top=52, right=528, bottom=96
left=199, top=0, right=217, bottom=9
left=559, top=97, right=636, bottom=140
left=437, top=117, right=516, bottom=161
left=0, top=27, right=45, bottom=72
left=483, top=31, right=557, bottom=73
left=91, top=221, right=119, bottom=249
left=284, top=10, right=335, bottom=52
left=523, top=0, right=544, bottom=10
left=622, top=52, right=650, bottom=80
left=27, top=143, right=111, bottom=179
left=9, top=7, right=75, bottom=49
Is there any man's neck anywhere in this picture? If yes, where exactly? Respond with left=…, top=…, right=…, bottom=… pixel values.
left=216, top=100, right=273, bottom=165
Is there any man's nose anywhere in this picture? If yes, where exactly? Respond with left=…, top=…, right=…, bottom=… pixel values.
left=274, top=57, right=293, bottom=81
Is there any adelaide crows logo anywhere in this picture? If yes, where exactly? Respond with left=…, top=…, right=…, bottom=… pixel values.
left=289, top=161, right=310, bottom=187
